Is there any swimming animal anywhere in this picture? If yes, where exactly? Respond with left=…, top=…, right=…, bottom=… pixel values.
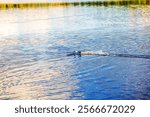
left=67, top=51, right=150, bottom=59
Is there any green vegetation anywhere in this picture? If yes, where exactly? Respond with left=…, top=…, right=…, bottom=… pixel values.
left=0, top=0, right=150, bottom=9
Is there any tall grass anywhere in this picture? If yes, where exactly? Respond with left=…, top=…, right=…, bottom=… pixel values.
left=0, top=0, right=150, bottom=9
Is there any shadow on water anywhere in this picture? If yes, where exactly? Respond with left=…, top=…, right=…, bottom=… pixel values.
left=0, top=0, right=150, bottom=9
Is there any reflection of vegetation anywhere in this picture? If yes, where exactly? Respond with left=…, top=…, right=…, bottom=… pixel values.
left=0, top=0, right=150, bottom=9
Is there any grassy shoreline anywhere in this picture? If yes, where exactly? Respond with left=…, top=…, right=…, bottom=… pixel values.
left=0, top=0, right=150, bottom=9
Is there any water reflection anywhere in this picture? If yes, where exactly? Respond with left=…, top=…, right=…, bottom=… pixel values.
left=0, top=58, right=81, bottom=99
left=0, top=7, right=81, bottom=99
left=0, top=5, right=150, bottom=99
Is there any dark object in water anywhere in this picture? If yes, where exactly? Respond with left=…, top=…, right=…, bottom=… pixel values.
left=67, top=51, right=150, bottom=59
left=67, top=51, right=81, bottom=56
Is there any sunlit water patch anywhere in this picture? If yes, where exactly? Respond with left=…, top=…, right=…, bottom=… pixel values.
left=0, top=6, right=150, bottom=99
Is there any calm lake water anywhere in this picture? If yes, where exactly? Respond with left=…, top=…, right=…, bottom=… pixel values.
left=0, top=5, right=150, bottom=100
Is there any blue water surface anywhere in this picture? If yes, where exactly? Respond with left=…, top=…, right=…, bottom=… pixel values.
left=0, top=6, right=150, bottom=99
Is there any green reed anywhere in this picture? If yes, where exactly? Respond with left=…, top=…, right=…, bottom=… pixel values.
left=0, top=0, right=150, bottom=9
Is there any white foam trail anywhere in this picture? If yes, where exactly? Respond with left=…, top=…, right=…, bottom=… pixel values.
left=80, top=51, right=150, bottom=59
left=81, top=50, right=109, bottom=56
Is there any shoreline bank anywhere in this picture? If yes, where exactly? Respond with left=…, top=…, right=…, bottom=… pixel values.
left=0, top=1, right=150, bottom=9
